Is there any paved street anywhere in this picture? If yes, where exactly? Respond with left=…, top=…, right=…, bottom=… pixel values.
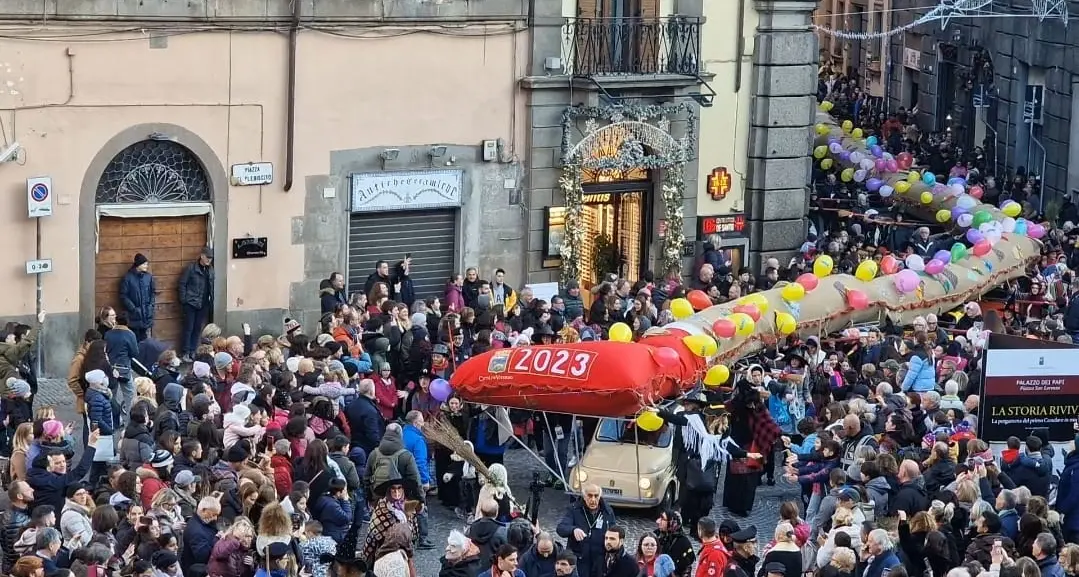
left=34, top=377, right=792, bottom=574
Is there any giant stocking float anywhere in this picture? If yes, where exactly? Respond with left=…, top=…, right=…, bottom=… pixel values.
left=450, top=110, right=1043, bottom=418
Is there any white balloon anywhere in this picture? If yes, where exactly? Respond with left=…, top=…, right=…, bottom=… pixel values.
left=879, top=185, right=895, bottom=197
left=957, top=213, right=974, bottom=228
left=850, top=151, right=864, bottom=164
left=987, top=231, right=1002, bottom=245
left=956, top=195, right=978, bottom=210
left=905, top=254, right=925, bottom=272
left=861, top=159, right=875, bottom=171
left=949, top=183, right=965, bottom=196
left=1002, top=217, right=1017, bottom=233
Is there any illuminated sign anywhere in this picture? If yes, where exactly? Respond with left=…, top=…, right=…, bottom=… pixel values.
left=699, top=214, right=746, bottom=236
left=707, top=167, right=732, bottom=200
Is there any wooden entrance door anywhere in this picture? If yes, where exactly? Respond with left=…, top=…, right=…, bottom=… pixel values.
left=96, top=216, right=208, bottom=348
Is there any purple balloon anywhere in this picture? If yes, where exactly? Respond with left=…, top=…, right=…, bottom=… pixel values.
left=933, top=250, right=951, bottom=264
left=951, top=206, right=968, bottom=221
left=932, top=183, right=947, bottom=196
left=966, top=229, right=984, bottom=244
left=829, top=142, right=843, bottom=154
left=885, top=160, right=898, bottom=172
left=828, top=137, right=840, bottom=146
left=866, top=178, right=882, bottom=192
left=875, top=159, right=887, bottom=172
left=871, top=145, right=884, bottom=157
left=430, top=378, right=453, bottom=402
left=839, top=151, right=851, bottom=162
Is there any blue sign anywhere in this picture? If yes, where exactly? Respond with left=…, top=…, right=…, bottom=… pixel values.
left=30, top=183, right=48, bottom=202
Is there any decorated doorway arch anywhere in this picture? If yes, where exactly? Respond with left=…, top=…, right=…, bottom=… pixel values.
left=559, top=103, right=696, bottom=285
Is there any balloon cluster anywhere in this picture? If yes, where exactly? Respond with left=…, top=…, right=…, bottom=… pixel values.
left=812, top=101, right=915, bottom=192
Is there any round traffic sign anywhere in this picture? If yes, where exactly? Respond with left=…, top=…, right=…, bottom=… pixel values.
left=30, top=183, right=49, bottom=202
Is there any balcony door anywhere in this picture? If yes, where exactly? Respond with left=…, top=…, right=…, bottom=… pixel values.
left=576, top=0, right=662, bottom=74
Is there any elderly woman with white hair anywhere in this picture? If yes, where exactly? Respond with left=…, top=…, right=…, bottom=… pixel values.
left=439, top=529, right=484, bottom=576
left=863, top=528, right=900, bottom=577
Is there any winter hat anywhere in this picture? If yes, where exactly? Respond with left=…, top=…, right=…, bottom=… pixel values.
left=266, top=541, right=290, bottom=559
left=42, top=420, right=63, bottom=438
left=213, top=352, right=234, bottom=369
left=151, top=550, right=178, bottom=571
left=150, top=449, right=174, bottom=469
left=285, top=356, right=301, bottom=373
left=65, top=482, right=89, bottom=499
left=324, top=341, right=342, bottom=356
left=192, top=361, right=211, bottom=378
left=411, top=312, right=427, bottom=327
left=7, top=378, right=30, bottom=397
left=84, top=370, right=108, bottom=387
left=565, top=279, right=580, bottom=291
left=173, top=470, right=201, bottom=488
left=133, top=253, right=149, bottom=267
left=230, top=382, right=256, bottom=405
left=163, top=382, right=185, bottom=405
left=327, top=359, right=345, bottom=373
left=225, top=404, right=252, bottom=427
left=315, top=333, right=334, bottom=347
left=225, top=443, right=249, bottom=463
left=283, top=317, right=302, bottom=335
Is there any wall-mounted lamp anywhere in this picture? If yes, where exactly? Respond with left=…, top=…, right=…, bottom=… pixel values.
left=380, top=148, right=400, bottom=169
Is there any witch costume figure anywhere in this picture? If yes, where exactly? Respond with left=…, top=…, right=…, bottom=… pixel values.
left=655, top=387, right=760, bottom=538
left=722, top=377, right=781, bottom=517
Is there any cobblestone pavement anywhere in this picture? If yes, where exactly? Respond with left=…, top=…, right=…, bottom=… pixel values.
left=33, top=377, right=796, bottom=574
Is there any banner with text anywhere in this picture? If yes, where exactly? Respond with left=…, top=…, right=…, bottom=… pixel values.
left=980, top=333, right=1079, bottom=442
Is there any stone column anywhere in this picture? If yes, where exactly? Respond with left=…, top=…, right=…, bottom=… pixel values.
left=745, top=0, right=818, bottom=270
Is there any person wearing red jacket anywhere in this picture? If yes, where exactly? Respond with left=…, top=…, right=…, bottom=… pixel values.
left=270, top=439, right=293, bottom=499
left=695, top=518, right=731, bottom=577
left=373, top=362, right=402, bottom=420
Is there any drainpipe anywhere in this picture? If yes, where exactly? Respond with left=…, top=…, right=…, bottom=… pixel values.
left=734, top=0, right=746, bottom=92
left=284, top=0, right=300, bottom=192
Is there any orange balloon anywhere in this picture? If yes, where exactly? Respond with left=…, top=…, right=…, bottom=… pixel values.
left=686, top=289, right=712, bottom=311
left=712, top=318, right=736, bottom=339
left=880, top=255, right=899, bottom=275
left=732, top=304, right=761, bottom=322
left=796, top=273, right=819, bottom=292
left=845, top=289, right=870, bottom=310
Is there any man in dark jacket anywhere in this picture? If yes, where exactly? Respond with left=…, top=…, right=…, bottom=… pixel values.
left=119, top=253, right=156, bottom=342
left=345, top=379, right=385, bottom=455
left=520, top=533, right=563, bottom=577
left=363, top=260, right=395, bottom=301
left=1056, top=449, right=1079, bottom=543
left=319, top=273, right=348, bottom=315
left=888, top=460, right=929, bottom=516
left=556, top=485, right=617, bottom=577
left=1, top=481, right=35, bottom=574
left=104, top=312, right=140, bottom=422
left=27, top=432, right=97, bottom=514
left=328, top=435, right=362, bottom=502
left=601, top=526, right=637, bottom=577
left=181, top=496, right=221, bottom=575
left=178, top=247, right=215, bottom=361
left=561, top=281, right=585, bottom=323
left=1002, top=435, right=1052, bottom=498
left=312, top=478, right=353, bottom=541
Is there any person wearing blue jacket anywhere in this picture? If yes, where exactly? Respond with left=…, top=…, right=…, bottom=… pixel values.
left=83, top=369, right=117, bottom=436
left=402, top=411, right=430, bottom=487
left=344, top=380, right=385, bottom=455
left=901, top=339, right=936, bottom=392
left=1057, top=446, right=1079, bottom=544
left=311, top=478, right=353, bottom=542
left=119, top=253, right=156, bottom=342
left=27, top=431, right=98, bottom=514
left=104, top=313, right=140, bottom=423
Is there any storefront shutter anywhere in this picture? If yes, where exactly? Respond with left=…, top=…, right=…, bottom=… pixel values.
left=347, top=210, right=457, bottom=303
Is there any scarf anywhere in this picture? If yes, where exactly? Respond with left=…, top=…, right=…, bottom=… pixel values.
left=389, top=498, right=406, bottom=523
left=88, top=380, right=112, bottom=398
left=679, top=412, right=739, bottom=467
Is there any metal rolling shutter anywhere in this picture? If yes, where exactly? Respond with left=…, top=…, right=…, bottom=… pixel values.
left=347, top=210, right=457, bottom=302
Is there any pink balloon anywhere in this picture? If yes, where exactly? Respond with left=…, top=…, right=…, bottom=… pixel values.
left=652, top=346, right=680, bottom=368
left=972, top=240, right=991, bottom=257
left=894, top=269, right=920, bottom=293
left=885, top=160, right=898, bottom=172
left=970, top=185, right=984, bottom=199
left=924, top=259, right=945, bottom=275
left=846, top=289, right=870, bottom=310
left=875, top=159, right=887, bottom=172
left=1028, top=224, right=1046, bottom=239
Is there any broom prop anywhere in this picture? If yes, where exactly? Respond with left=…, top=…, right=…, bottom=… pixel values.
left=422, top=416, right=493, bottom=484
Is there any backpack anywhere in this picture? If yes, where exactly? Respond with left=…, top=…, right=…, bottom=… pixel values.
left=366, top=449, right=405, bottom=498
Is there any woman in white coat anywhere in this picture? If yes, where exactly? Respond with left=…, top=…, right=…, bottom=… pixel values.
left=816, top=506, right=863, bottom=569
left=60, top=484, right=95, bottom=551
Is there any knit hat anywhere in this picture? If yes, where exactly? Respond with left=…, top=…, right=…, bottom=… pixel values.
left=42, top=420, right=63, bottom=438
left=7, top=378, right=31, bottom=397
left=192, top=361, right=211, bottom=378
left=230, top=383, right=256, bottom=405
left=411, top=312, right=427, bottom=327
left=84, top=370, right=108, bottom=386
left=213, top=352, right=234, bottom=369
left=151, top=550, right=178, bottom=571
left=65, top=482, right=89, bottom=499
left=150, top=449, right=174, bottom=469
left=133, top=253, right=149, bottom=267
left=315, top=333, right=334, bottom=347
left=327, top=359, right=345, bottom=373
left=173, top=470, right=200, bottom=488
left=284, top=317, right=302, bottom=334
left=285, top=356, right=301, bottom=373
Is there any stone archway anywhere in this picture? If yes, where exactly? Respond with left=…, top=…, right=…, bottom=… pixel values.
left=79, top=125, right=229, bottom=341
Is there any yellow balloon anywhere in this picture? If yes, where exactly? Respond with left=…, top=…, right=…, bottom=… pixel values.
left=609, top=322, right=633, bottom=343
left=780, top=282, right=806, bottom=302
left=815, top=123, right=830, bottom=136
left=813, top=145, right=828, bottom=159
left=820, top=158, right=833, bottom=170
left=742, top=293, right=770, bottom=314
left=775, top=312, right=797, bottom=336
left=682, top=334, right=718, bottom=358
left=894, top=181, right=911, bottom=194
left=841, top=120, right=853, bottom=133
left=670, top=298, right=694, bottom=320
left=907, top=171, right=921, bottom=183
left=851, top=128, right=863, bottom=139
left=936, top=209, right=951, bottom=223
left=728, top=312, right=756, bottom=337
left=703, top=365, right=731, bottom=387
left=636, top=411, right=663, bottom=432
left=841, top=168, right=854, bottom=182
left=820, top=100, right=834, bottom=112
left=920, top=191, right=933, bottom=204
left=1003, top=202, right=1021, bottom=217
left=855, top=260, right=879, bottom=282
left=813, top=255, right=833, bottom=278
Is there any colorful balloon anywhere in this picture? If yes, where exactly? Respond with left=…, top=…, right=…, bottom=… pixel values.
left=936, top=209, right=951, bottom=223
left=732, top=304, right=762, bottom=323
left=923, top=259, right=945, bottom=275
left=813, top=145, right=828, bottom=159
left=1002, top=217, right=1017, bottom=233
left=652, top=346, right=680, bottom=368
left=712, top=318, right=736, bottom=339
left=880, top=254, right=900, bottom=275
left=923, top=172, right=937, bottom=185
left=1002, top=201, right=1021, bottom=218
left=920, top=191, right=933, bottom=204
left=841, top=119, right=853, bottom=133
left=840, top=168, right=854, bottom=182
left=728, top=313, right=756, bottom=338
left=820, top=158, right=834, bottom=170
left=897, top=152, right=913, bottom=169
left=905, top=254, right=925, bottom=272
left=933, top=250, right=951, bottom=264
left=670, top=298, right=694, bottom=320
left=682, top=334, right=718, bottom=358
left=950, top=243, right=968, bottom=262
left=845, top=289, right=870, bottom=310
left=775, top=312, right=797, bottom=336
left=815, top=123, right=830, bottom=136
left=879, top=185, right=895, bottom=197
left=969, top=185, right=984, bottom=199
left=957, top=213, right=974, bottom=228
left=609, top=322, right=633, bottom=342
left=686, top=290, right=712, bottom=311
left=741, top=293, right=770, bottom=314
left=636, top=411, right=663, bottom=432
left=966, top=229, right=984, bottom=244
left=780, top=282, right=806, bottom=302
left=866, top=136, right=878, bottom=147
left=972, top=240, right=992, bottom=257
left=852, top=127, right=864, bottom=139
left=820, top=100, right=834, bottom=112
left=796, top=273, right=819, bottom=292
left=907, top=171, right=921, bottom=183
left=703, top=365, right=731, bottom=387
left=813, top=255, right=834, bottom=278
left=430, top=378, right=453, bottom=402
left=895, top=181, right=911, bottom=194
left=894, top=269, right=920, bottom=293
left=855, top=260, right=878, bottom=281
left=1029, top=223, right=1046, bottom=239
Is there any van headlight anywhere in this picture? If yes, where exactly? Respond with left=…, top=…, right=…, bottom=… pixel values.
left=576, top=470, right=588, bottom=483
left=638, top=478, right=652, bottom=490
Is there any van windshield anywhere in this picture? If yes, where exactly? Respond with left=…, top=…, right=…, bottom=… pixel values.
left=596, top=417, right=673, bottom=447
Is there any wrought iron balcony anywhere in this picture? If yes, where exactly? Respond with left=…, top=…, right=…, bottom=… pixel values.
left=562, top=17, right=703, bottom=76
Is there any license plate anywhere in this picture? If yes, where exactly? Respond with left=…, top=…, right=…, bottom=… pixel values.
left=601, top=487, right=623, bottom=495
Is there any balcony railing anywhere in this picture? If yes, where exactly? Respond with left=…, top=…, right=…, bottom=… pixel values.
left=562, top=17, right=703, bottom=76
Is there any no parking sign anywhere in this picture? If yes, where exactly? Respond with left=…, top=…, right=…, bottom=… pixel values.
left=27, top=176, right=53, bottom=218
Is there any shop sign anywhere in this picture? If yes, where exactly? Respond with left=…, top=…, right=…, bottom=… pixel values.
left=903, top=47, right=921, bottom=70
left=699, top=214, right=746, bottom=237
left=706, top=167, right=732, bottom=200
left=350, top=169, right=463, bottom=213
